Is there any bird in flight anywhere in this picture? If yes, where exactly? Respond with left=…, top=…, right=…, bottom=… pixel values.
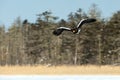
left=53, top=18, right=96, bottom=36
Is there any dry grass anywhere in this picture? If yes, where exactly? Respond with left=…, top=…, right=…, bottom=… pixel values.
left=0, top=65, right=120, bottom=75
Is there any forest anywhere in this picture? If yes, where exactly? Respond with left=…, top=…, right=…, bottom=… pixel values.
left=0, top=4, right=120, bottom=66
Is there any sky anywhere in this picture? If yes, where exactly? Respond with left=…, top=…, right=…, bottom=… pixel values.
left=0, top=75, right=120, bottom=80
left=0, top=0, right=120, bottom=30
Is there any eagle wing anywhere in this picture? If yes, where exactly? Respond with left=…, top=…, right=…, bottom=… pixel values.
left=76, top=18, right=96, bottom=29
left=53, top=27, right=71, bottom=36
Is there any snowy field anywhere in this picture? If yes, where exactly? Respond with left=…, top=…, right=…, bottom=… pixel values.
left=0, top=75, right=120, bottom=80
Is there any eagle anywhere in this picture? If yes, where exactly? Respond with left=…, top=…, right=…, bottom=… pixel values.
left=53, top=18, right=96, bottom=36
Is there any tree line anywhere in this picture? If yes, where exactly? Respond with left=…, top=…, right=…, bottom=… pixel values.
left=0, top=4, right=120, bottom=66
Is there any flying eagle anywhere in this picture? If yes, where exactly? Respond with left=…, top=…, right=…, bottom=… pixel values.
left=53, top=18, right=96, bottom=36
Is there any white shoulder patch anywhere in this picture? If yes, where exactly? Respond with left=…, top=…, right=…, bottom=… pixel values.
left=58, top=27, right=71, bottom=30
left=76, top=19, right=86, bottom=28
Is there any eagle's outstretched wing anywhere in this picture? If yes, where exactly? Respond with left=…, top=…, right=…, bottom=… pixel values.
left=53, top=27, right=71, bottom=36
left=77, top=18, right=96, bottom=28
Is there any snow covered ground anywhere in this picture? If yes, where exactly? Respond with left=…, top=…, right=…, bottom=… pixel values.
left=0, top=75, right=120, bottom=80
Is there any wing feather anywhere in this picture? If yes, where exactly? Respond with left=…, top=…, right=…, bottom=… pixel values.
left=58, top=27, right=71, bottom=31
left=77, top=18, right=96, bottom=28
left=53, top=27, right=71, bottom=36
